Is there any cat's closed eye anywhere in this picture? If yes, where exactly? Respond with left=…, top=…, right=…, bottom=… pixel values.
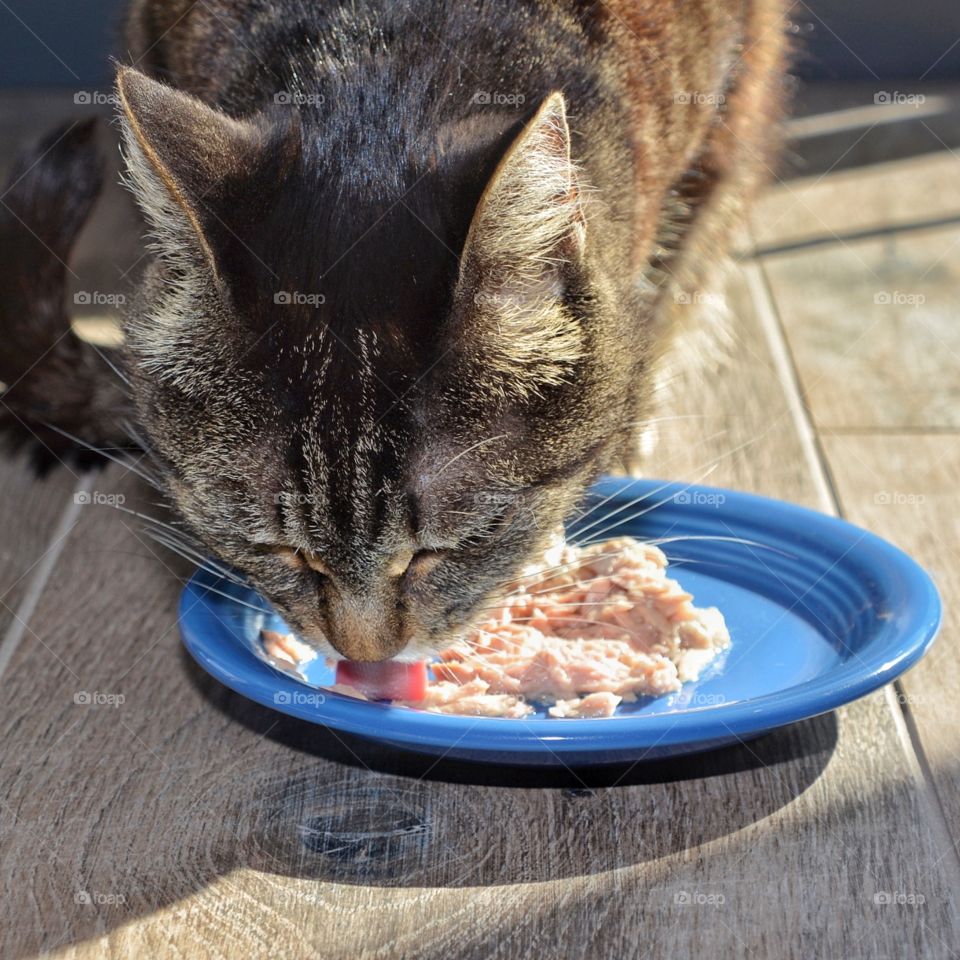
left=402, top=550, right=446, bottom=582
left=265, top=542, right=446, bottom=583
left=266, top=545, right=332, bottom=579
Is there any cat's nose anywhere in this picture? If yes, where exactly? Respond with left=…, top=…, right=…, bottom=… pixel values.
left=325, top=594, right=408, bottom=661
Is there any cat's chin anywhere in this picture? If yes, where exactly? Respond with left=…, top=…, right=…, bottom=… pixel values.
left=320, top=649, right=432, bottom=665
left=291, top=626, right=445, bottom=664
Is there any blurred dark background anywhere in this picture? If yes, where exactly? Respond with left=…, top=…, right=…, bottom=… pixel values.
left=0, top=0, right=959, bottom=87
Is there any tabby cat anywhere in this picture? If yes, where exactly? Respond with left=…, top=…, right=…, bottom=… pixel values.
left=0, top=0, right=786, bottom=660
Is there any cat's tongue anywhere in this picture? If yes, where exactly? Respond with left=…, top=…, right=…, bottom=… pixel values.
left=335, top=659, right=428, bottom=702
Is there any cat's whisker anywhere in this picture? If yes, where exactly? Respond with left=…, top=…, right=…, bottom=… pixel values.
left=566, top=473, right=648, bottom=526
left=454, top=639, right=501, bottom=657
left=567, top=429, right=766, bottom=546
left=89, top=341, right=132, bottom=388
left=475, top=579, right=622, bottom=611
left=488, top=521, right=732, bottom=603
left=41, top=420, right=163, bottom=489
left=487, top=571, right=628, bottom=603
left=484, top=614, right=650, bottom=640
left=160, top=568, right=272, bottom=616
left=654, top=427, right=730, bottom=455
left=647, top=534, right=761, bottom=547
left=101, top=500, right=249, bottom=588
left=569, top=462, right=720, bottom=544
left=494, top=541, right=652, bottom=591
left=142, top=528, right=250, bottom=589
left=477, top=599, right=644, bottom=614
left=480, top=550, right=712, bottom=611
left=118, top=417, right=163, bottom=468
left=624, top=414, right=720, bottom=427
left=645, top=534, right=793, bottom=557
left=566, top=415, right=732, bottom=526
left=430, top=434, right=509, bottom=480
left=136, top=520, right=246, bottom=581
left=106, top=501, right=195, bottom=541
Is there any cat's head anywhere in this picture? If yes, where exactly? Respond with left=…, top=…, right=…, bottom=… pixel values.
left=116, top=67, right=641, bottom=660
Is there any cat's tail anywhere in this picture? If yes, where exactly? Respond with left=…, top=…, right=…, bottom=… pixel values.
left=0, top=119, right=133, bottom=471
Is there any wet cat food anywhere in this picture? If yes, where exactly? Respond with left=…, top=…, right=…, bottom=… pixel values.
left=262, top=537, right=729, bottom=719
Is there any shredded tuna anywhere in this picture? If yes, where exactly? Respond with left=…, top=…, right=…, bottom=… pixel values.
left=400, top=537, right=730, bottom=718
left=262, top=629, right=317, bottom=679
left=261, top=537, right=730, bottom=719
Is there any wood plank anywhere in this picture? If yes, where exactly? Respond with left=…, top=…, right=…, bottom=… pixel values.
left=0, top=267, right=958, bottom=959
left=644, top=268, right=826, bottom=509
left=0, top=452, right=80, bottom=649
left=761, top=224, right=960, bottom=430
left=821, top=432, right=960, bottom=839
left=754, top=149, right=960, bottom=253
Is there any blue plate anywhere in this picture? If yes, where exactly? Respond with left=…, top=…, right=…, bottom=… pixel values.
left=179, top=478, right=942, bottom=765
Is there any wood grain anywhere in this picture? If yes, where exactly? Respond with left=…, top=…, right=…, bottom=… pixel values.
left=753, top=150, right=960, bottom=253
left=822, top=433, right=960, bottom=838
left=761, top=223, right=960, bottom=429
left=0, top=452, right=81, bottom=645
left=0, top=263, right=958, bottom=959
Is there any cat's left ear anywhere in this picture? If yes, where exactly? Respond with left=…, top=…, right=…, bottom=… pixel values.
left=115, top=66, right=265, bottom=281
left=459, top=91, right=586, bottom=285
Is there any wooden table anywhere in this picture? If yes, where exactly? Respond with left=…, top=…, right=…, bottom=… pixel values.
left=1, top=90, right=958, bottom=959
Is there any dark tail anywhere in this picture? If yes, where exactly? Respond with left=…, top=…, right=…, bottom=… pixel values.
left=0, top=118, right=133, bottom=471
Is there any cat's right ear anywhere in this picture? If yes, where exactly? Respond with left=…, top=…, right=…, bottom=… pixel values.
left=115, top=66, right=264, bottom=281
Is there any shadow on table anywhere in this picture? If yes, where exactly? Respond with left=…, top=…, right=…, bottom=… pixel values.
left=181, top=645, right=839, bottom=888
left=218, top=680, right=838, bottom=789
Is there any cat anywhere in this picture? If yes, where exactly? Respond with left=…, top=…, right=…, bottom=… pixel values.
left=0, top=0, right=787, bottom=661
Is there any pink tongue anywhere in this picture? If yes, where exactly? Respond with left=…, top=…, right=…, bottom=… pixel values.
left=335, top=660, right=428, bottom=701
